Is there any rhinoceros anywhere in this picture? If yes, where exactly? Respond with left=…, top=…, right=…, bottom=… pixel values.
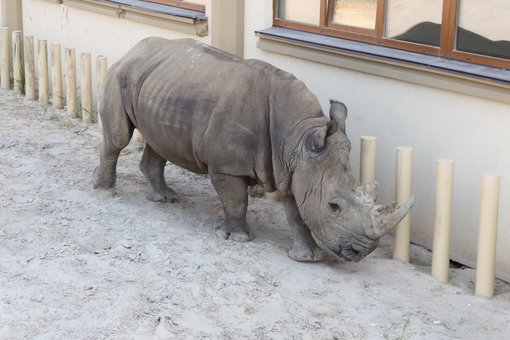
left=92, top=37, right=413, bottom=262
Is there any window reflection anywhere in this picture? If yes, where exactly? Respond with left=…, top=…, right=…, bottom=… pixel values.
left=278, top=0, right=321, bottom=26
left=331, top=0, right=377, bottom=30
left=457, top=0, right=510, bottom=60
left=385, top=0, right=443, bottom=47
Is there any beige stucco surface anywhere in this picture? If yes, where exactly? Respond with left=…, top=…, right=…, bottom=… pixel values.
left=20, top=0, right=210, bottom=105
left=0, top=0, right=23, bottom=31
left=246, top=0, right=510, bottom=282
left=6, top=0, right=510, bottom=282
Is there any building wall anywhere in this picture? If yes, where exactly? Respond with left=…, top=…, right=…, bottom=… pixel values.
left=8, top=0, right=510, bottom=281
left=245, top=0, right=510, bottom=281
left=22, top=0, right=210, bottom=60
left=0, top=0, right=23, bottom=31
left=20, top=0, right=210, bottom=104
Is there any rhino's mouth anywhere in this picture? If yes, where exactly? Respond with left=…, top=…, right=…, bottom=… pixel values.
left=335, top=242, right=378, bottom=262
left=312, top=231, right=379, bottom=262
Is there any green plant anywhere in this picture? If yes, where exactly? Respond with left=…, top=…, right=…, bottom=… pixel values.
left=48, top=109, right=64, bottom=121
left=48, top=108, right=74, bottom=128
left=383, top=315, right=411, bottom=340
left=39, top=103, right=49, bottom=112
left=80, top=107, right=95, bottom=123
left=15, top=65, right=25, bottom=95
left=136, top=143, right=145, bottom=152
left=58, top=94, right=67, bottom=107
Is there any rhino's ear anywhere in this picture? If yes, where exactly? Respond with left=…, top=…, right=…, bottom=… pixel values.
left=306, top=121, right=337, bottom=152
left=329, top=99, right=348, bottom=134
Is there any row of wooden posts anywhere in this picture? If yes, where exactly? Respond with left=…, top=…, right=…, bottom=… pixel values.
left=0, top=27, right=108, bottom=123
left=360, top=137, right=500, bottom=299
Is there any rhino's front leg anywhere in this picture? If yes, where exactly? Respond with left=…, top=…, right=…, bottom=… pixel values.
left=139, top=144, right=178, bottom=203
left=283, top=196, right=326, bottom=262
left=210, top=173, right=253, bottom=242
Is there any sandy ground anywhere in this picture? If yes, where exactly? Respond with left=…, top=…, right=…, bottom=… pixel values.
left=1, top=89, right=510, bottom=339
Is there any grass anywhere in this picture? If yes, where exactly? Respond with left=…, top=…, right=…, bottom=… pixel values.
left=39, top=103, right=49, bottom=113
left=48, top=107, right=74, bottom=128
left=80, top=107, right=95, bottom=123
left=383, top=315, right=412, bottom=340
left=15, top=66, right=25, bottom=95
left=136, top=143, right=145, bottom=152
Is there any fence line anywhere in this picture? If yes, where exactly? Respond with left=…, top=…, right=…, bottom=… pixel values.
left=0, top=27, right=107, bottom=123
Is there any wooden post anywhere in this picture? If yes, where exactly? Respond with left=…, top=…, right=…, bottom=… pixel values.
left=96, top=55, right=107, bottom=129
left=393, top=147, right=413, bottom=262
left=475, top=174, right=500, bottom=299
left=51, top=43, right=63, bottom=109
left=12, top=30, right=22, bottom=94
left=65, top=47, right=77, bottom=117
left=431, top=159, right=454, bottom=282
left=38, top=40, right=49, bottom=106
left=24, top=36, right=35, bottom=100
left=360, top=136, right=376, bottom=184
left=80, top=53, right=93, bottom=123
left=1, top=27, right=10, bottom=89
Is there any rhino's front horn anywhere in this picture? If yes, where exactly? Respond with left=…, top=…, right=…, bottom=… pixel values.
left=368, top=197, right=415, bottom=239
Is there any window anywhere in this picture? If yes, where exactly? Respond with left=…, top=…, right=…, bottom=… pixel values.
left=455, top=0, right=510, bottom=61
left=277, top=0, right=321, bottom=26
left=146, top=0, right=206, bottom=12
left=273, top=0, right=510, bottom=69
left=331, top=0, right=377, bottom=30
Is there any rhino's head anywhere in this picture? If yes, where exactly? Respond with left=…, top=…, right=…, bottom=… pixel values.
left=290, top=100, right=414, bottom=262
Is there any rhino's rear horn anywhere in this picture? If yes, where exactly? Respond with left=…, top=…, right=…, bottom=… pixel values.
left=306, top=121, right=338, bottom=152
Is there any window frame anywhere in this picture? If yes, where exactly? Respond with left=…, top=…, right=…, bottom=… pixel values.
left=273, top=0, right=510, bottom=69
left=145, top=0, right=205, bottom=12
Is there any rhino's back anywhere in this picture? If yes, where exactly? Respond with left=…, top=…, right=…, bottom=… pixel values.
left=110, top=38, right=281, bottom=186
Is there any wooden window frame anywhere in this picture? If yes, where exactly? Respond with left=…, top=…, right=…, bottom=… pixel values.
left=273, top=0, right=510, bottom=69
left=145, top=0, right=206, bottom=12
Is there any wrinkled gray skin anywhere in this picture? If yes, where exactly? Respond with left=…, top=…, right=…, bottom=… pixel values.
left=92, top=37, right=413, bottom=262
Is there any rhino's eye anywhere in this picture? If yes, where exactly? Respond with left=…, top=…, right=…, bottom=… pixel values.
left=329, top=202, right=342, bottom=213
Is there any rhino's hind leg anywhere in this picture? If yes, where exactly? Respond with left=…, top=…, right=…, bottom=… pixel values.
left=283, top=196, right=326, bottom=262
left=139, top=144, right=178, bottom=203
left=210, top=173, right=253, bottom=242
left=92, top=108, right=134, bottom=190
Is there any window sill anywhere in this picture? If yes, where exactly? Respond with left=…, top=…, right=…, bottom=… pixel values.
left=256, top=27, right=510, bottom=104
left=61, top=0, right=208, bottom=37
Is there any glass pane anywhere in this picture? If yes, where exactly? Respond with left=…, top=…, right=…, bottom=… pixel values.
left=457, top=0, right=510, bottom=60
left=332, top=0, right=377, bottom=30
left=182, top=0, right=207, bottom=4
left=385, top=0, right=443, bottom=47
left=277, top=0, right=321, bottom=26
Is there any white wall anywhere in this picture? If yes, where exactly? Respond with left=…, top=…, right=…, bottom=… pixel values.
left=21, top=0, right=210, bottom=105
left=23, top=0, right=209, bottom=60
left=1, top=0, right=23, bottom=30
left=246, top=0, right=510, bottom=281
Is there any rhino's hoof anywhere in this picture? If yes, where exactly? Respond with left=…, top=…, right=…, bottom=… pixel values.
left=215, top=225, right=253, bottom=242
left=289, top=244, right=326, bottom=262
left=91, top=167, right=116, bottom=189
left=147, top=189, right=179, bottom=203
left=229, top=230, right=253, bottom=242
left=216, top=228, right=229, bottom=240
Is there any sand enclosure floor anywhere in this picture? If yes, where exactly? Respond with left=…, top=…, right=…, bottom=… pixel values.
left=1, top=90, right=509, bottom=339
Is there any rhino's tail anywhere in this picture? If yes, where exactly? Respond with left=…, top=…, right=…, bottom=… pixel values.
left=92, top=71, right=135, bottom=190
